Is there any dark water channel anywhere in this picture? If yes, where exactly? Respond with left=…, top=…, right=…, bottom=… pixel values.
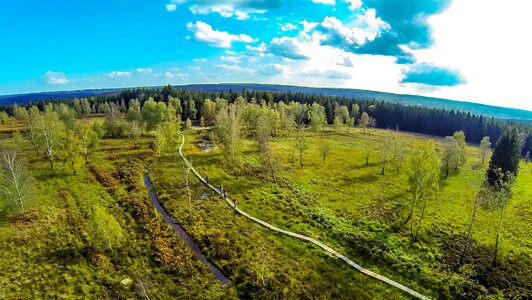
left=143, top=173, right=231, bottom=285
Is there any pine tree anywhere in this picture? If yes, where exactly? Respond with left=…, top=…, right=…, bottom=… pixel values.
left=487, top=128, right=521, bottom=185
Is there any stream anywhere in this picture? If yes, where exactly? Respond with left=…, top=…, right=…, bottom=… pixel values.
left=143, top=173, right=231, bottom=285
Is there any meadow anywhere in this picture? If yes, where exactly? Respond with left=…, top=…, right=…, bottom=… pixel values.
left=151, top=126, right=532, bottom=299
left=0, top=130, right=233, bottom=299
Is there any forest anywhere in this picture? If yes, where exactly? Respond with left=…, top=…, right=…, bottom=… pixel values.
left=0, top=85, right=531, bottom=299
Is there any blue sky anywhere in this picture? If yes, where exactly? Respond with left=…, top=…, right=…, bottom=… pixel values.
left=1, top=0, right=531, bottom=110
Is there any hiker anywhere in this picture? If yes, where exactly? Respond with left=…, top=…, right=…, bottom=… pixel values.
left=232, top=198, right=237, bottom=207
left=205, top=176, right=209, bottom=184
left=223, top=190, right=227, bottom=199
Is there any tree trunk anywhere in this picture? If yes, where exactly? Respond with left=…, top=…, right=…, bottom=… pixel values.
left=405, top=193, right=422, bottom=225
left=493, top=205, right=506, bottom=267
left=299, top=148, right=303, bottom=168
left=411, top=198, right=428, bottom=244
left=459, top=197, right=479, bottom=266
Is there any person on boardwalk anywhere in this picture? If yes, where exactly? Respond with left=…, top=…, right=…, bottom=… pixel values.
left=205, top=176, right=209, bottom=185
left=232, top=198, right=237, bottom=207
left=223, top=190, right=227, bottom=199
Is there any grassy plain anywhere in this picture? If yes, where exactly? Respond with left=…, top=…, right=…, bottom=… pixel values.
left=152, top=126, right=532, bottom=298
left=0, top=129, right=230, bottom=298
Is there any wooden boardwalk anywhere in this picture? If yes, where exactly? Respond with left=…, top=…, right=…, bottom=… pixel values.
left=178, top=134, right=430, bottom=300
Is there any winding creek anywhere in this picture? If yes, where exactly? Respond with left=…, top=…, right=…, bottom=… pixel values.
left=143, top=173, right=231, bottom=285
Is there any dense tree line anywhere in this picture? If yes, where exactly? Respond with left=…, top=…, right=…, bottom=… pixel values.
left=5, top=86, right=532, bottom=152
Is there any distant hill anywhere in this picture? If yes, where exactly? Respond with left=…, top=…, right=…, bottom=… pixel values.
left=1, top=83, right=531, bottom=122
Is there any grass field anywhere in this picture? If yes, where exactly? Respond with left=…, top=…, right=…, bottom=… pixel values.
left=1, top=121, right=530, bottom=299
left=151, top=126, right=532, bottom=298
left=0, top=130, right=232, bottom=299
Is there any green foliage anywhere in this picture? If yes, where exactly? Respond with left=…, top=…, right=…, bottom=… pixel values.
left=88, top=204, right=125, bottom=252
left=0, top=148, right=34, bottom=214
left=479, top=136, right=491, bottom=164
left=487, top=128, right=521, bottom=185
left=310, top=102, right=327, bottom=132
left=141, top=97, right=167, bottom=130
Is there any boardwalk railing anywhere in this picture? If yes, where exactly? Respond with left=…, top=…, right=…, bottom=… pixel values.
left=178, top=133, right=430, bottom=300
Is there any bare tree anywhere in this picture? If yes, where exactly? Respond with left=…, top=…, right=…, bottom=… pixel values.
left=0, top=148, right=34, bottom=214
left=295, top=126, right=307, bottom=168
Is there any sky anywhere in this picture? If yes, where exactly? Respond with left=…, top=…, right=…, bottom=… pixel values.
left=1, top=0, right=531, bottom=111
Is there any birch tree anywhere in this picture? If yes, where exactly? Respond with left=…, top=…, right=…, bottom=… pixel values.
left=38, top=109, right=65, bottom=170
left=404, top=142, right=440, bottom=243
left=213, top=104, right=242, bottom=178
left=256, top=114, right=278, bottom=182
left=479, top=136, right=491, bottom=164
left=0, top=148, right=34, bottom=214
left=295, top=126, right=307, bottom=168
left=441, top=136, right=460, bottom=178
left=89, top=205, right=125, bottom=252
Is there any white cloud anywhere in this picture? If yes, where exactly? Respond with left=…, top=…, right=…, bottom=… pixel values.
left=344, top=0, right=362, bottom=10
left=225, top=50, right=236, bottom=55
left=270, top=37, right=311, bottom=60
left=220, top=56, right=241, bottom=63
left=258, top=64, right=292, bottom=76
left=166, top=3, right=176, bottom=12
left=136, top=68, right=153, bottom=74
left=42, top=71, right=70, bottom=85
left=193, top=58, right=207, bottom=62
left=188, top=4, right=265, bottom=20
left=106, top=71, right=131, bottom=78
left=186, top=21, right=255, bottom=48
left=188, top=66, right=201, bottom=71
left=404, top=0, right=532, bottom=110
left=246, top=42, right=268, bottom=56
left=280, top=23, right=297, bottom=32
left=164, top=71, right=188, bottom=79
left=311, top=0, right=336, bottom=4
left=317, top=16, right=384, bottom=47
left=214, top=64, right=254, bottom=74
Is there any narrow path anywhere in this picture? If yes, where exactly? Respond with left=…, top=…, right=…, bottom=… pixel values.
left=178, top=133, right=430, bottom=300
left=143, top=173, right=231, bottom=285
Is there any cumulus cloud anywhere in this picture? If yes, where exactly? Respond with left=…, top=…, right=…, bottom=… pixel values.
left=401, top=63, right=466, bottom=86
left=193, top=58, right=207, bottom=62
left=186, top=21, right=255, bottom=48
left=258, top=63, right=292, bottom=76
left=136, top=68, right=153, bottom=74
left=270, top=37, right=310, bottom=60
left=220, top=56, right=241, bottom=63
left=42, top=71, right=70, bottom=85
left=189, top=4, right=265, bottom=20
left=164, top=71, right=188, bottom=79
left=168, top=0, right=277, bottom=20
left=356, top=0, right=452, bottom=63
left=300, top=68, right=352, bottom=80
left=214, top=64, right=254, bottom=74
left=166, top=3, right=176, bottom=11
left=280, top=23, right=297, bottom=31
left=338, top=56, right=355, bottom=67
left=245, top=42, right=268, bottom=56
left=106, top=71, right=131, bottom=78
left=316, top=16, right=384, bottom=47
left=344, top=0, right=362, bottom=10
left=311, top=0, right=335, bottom=5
